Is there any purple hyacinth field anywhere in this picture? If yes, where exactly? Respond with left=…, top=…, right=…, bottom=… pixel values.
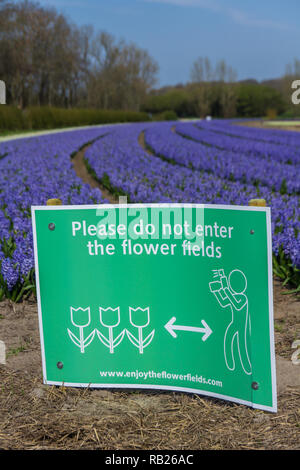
left=0, top=126, right=112, bottom=300
left=1, top=119, right=300, bottom=451
left=2, top=0, right=300, bottom=452
left=0, top=120, right=300, bottom=300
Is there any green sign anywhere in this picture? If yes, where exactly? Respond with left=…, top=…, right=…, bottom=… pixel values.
left=32, top=203, right=277, bottom=412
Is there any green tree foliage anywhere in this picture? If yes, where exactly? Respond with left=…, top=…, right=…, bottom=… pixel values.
left=142, top=89, right=194, bottom=118
left=236, top=84, right=285, bottom=117
left=142, top=56, right=287, bottom=119
left=142, top=83, right=286, bottom=119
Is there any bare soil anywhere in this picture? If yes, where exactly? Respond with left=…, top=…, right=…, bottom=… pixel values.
left=0, top=141, right=299, bottom=450
left=72, top=144, right=119, bottom=204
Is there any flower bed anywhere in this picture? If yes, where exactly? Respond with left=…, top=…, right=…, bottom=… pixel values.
left=0, top=127, right=109, bottom=301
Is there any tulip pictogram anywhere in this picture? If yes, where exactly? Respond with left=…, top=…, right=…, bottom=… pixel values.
left=97, top=307, right=126, bottom=353
left=67, top=307, right=96, bottom=353
left=126, top=307, right=155, bottom=354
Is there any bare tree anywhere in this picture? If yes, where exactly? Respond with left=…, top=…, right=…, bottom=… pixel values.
left=191, top=57, right=237, bottom=84
left=190, top=56, right=214, bottom=83
left=190, top=57, right=237, bottom=117
left=88, top=32, right=158, bottom=110
left=0, top=1, right=159, bottom=110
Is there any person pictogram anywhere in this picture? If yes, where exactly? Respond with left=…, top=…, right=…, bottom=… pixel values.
left=209, top=269, right=252, bottom=375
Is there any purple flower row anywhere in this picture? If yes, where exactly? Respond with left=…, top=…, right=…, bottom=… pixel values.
left=0, top=121, right=299, bottom=297
left=144, top=122, right=300, bottom=194
left=84, top=123, right=300, bottom=269
left=190, top=121, right=300, bottom=165
left=202, top=119, right=300, bottom=149
left=0, top=127, right=110, bottom=293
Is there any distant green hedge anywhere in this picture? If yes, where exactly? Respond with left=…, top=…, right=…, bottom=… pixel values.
left=153, top=110, right=178, bottom=121
left=0, top=106, right=25, bottom=130
left=0, top=106, right=150, bottom=131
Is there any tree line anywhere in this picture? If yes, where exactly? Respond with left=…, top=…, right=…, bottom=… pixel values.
left=143, top=56, right=287, bottom=119
left=0, top=0, right=158, bottom=110
left=0, top=0, right=297, bottom=119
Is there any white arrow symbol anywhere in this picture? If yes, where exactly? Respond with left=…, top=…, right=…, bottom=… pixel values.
left=165, top=316, right=212, bottom=342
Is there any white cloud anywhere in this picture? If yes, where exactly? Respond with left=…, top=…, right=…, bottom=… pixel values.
left=143, top=0, right=220, bottom=8
left=37, top=0, right=87, bottom=7
left=227, top=7, right=288, bottom=30
left=142, top=0, right=289, bottom=31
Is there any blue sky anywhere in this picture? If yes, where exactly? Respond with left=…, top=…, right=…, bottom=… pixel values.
left=36, top=0, right=300, bottom=87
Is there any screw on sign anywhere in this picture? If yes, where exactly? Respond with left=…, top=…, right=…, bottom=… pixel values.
left=248, top=199, right=266, bottom=236
left=47, top=200, right=62, bottom=231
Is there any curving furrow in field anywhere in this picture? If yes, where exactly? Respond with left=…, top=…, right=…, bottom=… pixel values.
left=198, top=119, right=300, bottom=148
left=0, top=121, right=299, bottom=299
left=85, top=123, right=300, bottom=276
left=144, top=122, right=300, bottom=194
left=189, top=121, right=300, bottom=165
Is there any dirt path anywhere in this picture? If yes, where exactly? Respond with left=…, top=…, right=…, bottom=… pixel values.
left=138, top=130, right=150, bottom=153
left=72, top=143, right=119, bottom=204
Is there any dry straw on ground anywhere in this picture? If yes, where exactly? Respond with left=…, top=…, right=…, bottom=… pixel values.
left=0, top=279, right=299, bottom=450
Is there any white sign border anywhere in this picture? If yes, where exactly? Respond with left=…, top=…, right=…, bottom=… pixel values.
left=31, top=203, right=277, bottom=413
